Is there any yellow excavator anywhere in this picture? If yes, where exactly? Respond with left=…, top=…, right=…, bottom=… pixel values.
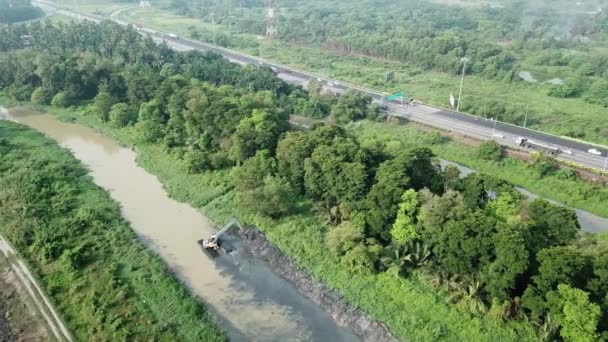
left=198, top=218, right=242, bottom=256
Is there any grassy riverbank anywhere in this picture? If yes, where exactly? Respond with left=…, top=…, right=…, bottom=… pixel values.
left=0, top=121, right=225, bottom=341
left=24, top=106, right=540, bottom=340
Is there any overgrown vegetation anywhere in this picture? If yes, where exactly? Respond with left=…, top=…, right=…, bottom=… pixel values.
left=350, top=121, right=608, bottom=217
left=0, top=0, right=43, bottom=24
left=2, top=20, right=608, bottom=341
left=0, top=121, right=225, bottom=341
left=124, top=0, right=608, bottom=143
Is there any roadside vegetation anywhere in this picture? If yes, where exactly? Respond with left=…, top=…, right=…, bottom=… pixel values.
left=114, top=0, right=608, bottom=144
left=0, top=0, right=43, bottom=24
left=2, top=20, right=607, bottom=341
left=0, top=121, right=225, bottom=340
left=349, top=121, right=608, bottom=217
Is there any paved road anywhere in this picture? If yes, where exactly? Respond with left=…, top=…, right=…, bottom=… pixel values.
left=33, top=0, right=608, bottom=172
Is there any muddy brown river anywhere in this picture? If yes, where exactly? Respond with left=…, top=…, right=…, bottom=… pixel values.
left=1, top=107, right=359, bottom=342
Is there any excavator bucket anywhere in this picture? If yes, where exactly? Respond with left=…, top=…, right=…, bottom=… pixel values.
left=198, top=218, right=242, bottom=257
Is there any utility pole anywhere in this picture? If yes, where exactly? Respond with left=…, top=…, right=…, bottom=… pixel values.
left=491, top=116, right=498, bottom=139
left=456, top=57, right=468, bottom=112
left=257, top=36, right=264, bottom=69
left=523, top=104, right=529, bottom=128
left=212, top=13, right=217, bottom=46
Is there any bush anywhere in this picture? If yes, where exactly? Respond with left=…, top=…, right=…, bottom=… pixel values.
left=30, top=87, right=54, bottom=105
left=51, top=91, right=73, bottom=107
left=584, top=80, right=608, bottom=107
left=183, top=150, right=210, bottom=174
left=8, top=84, right=34, bottom=101
left=233, top=150, right=276, bottom=191
left=239, top=176, right=295, bottom=218
left=477, top=141, right=504, bottom=161
left=131, top=120, right=165, bottom=143
left=341, top=245, right=375, bottom=274
left=547, top=80, right=582, bottom=98
left=556, top=167, right=577, bottom=181
left=209, top=152, right=233, bottom=170
left=326, top=220, right=366, bottom=256
left=531, top=152, right=557, bottom=178
left=108, top=103, right=136, bottom=128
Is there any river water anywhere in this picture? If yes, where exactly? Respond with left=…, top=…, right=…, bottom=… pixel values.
left=0, top=107, right=358, bottom=342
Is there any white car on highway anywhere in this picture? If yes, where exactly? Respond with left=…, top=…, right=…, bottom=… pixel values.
left=588, top=148, right=602, bottom=156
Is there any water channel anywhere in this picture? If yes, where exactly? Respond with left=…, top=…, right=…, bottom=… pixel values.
left=0, top=107, right=359, bottom=342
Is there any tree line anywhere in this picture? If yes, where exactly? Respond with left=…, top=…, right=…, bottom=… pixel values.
left=1, top=20, right=607, bottom=341
left=169, top=0, right=608, bottom=108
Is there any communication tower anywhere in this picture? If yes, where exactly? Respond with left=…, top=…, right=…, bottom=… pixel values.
left=265, top=0, right=278, bottom=38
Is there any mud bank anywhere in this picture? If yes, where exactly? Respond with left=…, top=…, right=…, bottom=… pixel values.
left=237, top=227, right=398, bottom=342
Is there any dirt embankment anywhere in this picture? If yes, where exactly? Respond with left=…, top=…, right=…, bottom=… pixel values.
left=0, top=257, right=51, bottom=342
left=238, top=227, right=399, bottom=342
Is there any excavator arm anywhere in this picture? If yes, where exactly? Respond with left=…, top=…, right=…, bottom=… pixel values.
left=200, top=218, right=242, bottom=250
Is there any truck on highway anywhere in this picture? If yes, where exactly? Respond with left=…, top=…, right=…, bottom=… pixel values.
left=515, top=137, right=560, bottom=155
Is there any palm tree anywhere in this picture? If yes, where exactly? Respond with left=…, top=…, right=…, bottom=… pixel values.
left=380, top=241, right=432, bottom=276
left=450, top=277, right=487, bottom=315
left=534, top=315, right=558, bottom=342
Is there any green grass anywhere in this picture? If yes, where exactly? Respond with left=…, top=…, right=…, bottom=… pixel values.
left=349, top=120, right=608, bottom=218
left=0, top=120, right=225, bottom=341
left=51, top=0, right=133, bottom=16
left=17, top=103, right=540, bottom=341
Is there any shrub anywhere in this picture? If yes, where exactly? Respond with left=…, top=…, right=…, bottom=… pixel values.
left=183, top=150, right=210, bottom=174
left=477, top=141, right=504, bottom=161
left=556, top=167, right=577, bottom=181
left=584, top=80, right=608, bottom=107
left=239, top=176, right=295, bottom=218
left=51, top=91, right=73, bottom=107
left=108, top=103, right=136, bottom=128
left=131, top=120, right=165, bottom=143
left=30, top=87, right=54, bottom=105
left=233, top=150, right=276, bottom=191
left=547, top=80, right=582, bottom=98
left=8, top=84, right=34, bottom=101
left=326, top=221, right=365, bottom=256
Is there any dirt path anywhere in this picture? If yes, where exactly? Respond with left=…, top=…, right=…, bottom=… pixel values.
left=0, top=237, right=72, bottom=342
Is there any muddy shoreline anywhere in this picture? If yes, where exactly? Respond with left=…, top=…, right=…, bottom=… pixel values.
left=237, top=227, right=398, bottom=342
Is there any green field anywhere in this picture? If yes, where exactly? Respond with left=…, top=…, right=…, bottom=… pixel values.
left=0, top=120, right=225, bottom=341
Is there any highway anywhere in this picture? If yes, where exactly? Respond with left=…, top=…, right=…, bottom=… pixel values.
left=33, top=0, right=608, bottom=173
